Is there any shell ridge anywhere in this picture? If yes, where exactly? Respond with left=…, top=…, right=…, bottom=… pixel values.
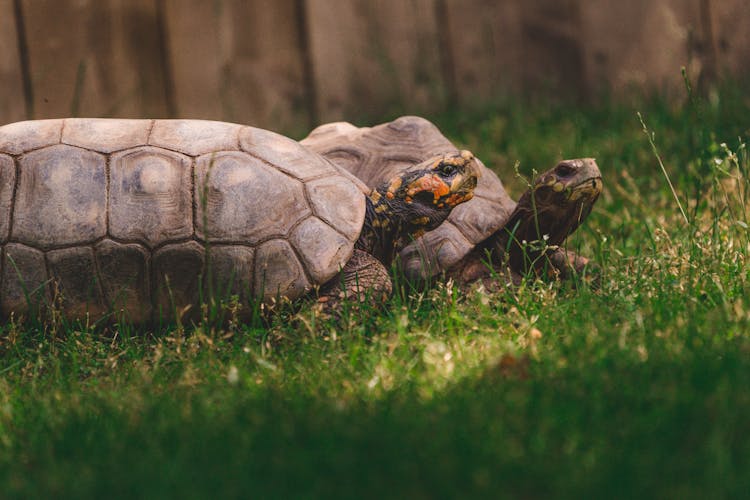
left=145, top=119, right=156, bottom=143
left=104, top=154, right=111, bottom=239
left=5, top=156, right=19, bottom=243
left=190, top=156, right=198, bottom=240
left=58, top=119, right=67, bottom=145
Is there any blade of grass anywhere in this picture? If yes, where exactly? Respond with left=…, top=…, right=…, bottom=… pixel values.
left=637, top=111, right=689, bottom=225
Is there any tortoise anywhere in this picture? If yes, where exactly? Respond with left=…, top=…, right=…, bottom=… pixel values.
left=0, top=118, right=478, bottom=324
left=301, top=115, right=602, bottom=287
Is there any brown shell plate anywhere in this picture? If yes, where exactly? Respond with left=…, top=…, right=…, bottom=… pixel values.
left=0, top=119, right=367, bottom=323
left=301, top=115, right=515, bottom=279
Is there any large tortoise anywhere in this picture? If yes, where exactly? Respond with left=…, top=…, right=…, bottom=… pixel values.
left=0, top=118, right=478, bottom=323
left=302, top=116, right=602, bottom=287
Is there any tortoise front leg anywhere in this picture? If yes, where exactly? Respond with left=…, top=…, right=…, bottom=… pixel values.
left=539, top=248, right=600, bottom=285
left=446, top=244, right=522, bottom=292
left=318, top=249, right=392, bottom=308
left=447, top=240, right=597, bottom=291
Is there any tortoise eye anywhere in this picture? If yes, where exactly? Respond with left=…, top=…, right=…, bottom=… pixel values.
left=437, top=162, right=456, bottom=176
left=554, top=161, right=577, bottom=177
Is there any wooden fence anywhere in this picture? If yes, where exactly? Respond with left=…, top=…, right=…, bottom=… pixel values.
left=1, top=0, right=748, bottom=133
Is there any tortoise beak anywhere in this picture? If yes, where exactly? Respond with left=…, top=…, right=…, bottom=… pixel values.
left=560, top=158, right=602, bottom=201
left=448, top=152, right=480, bottom=198
left=541, top=158, right=602, bottom=201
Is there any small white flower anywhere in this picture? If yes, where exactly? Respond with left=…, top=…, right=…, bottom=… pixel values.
left=227, top=365, right=239, bottom=385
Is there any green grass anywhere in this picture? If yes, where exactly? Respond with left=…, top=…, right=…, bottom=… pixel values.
left=2, top=83, right=750, bottom=498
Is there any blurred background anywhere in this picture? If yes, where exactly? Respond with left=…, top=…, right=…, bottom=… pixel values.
left=0, top=0, right=748, bottom=134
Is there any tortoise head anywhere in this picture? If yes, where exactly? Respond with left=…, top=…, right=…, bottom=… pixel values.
left=379, top=149, right=479, bottom=232
left=360, top=150, right=479, bottom=263
left=513, top=158, right=602, bottom=246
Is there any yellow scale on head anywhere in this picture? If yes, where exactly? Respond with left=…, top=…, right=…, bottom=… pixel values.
left=385, top=177, right=402, bottom=200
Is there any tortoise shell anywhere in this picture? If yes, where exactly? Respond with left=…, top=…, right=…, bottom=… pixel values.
left=0, top=119, right=368, bottom=323
left=302, top=116, right=513, bottom=279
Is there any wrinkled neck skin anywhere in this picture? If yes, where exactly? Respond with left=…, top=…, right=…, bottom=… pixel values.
left=356, top=188, right=449, bottom=266
left=481, top=189, right=595, bottom=271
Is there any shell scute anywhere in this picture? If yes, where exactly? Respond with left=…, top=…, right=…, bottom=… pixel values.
left=47, top=246, right=106, bottom=318
left=95, top=239, right=151, bottom=325
left=13, top=145, right=106, bottom=248
left=109, top=147, right=193, bottom=247
left=399, top=222, right=474, bottom=279
left=254, top=239, right=310, bottom=301
left=290, top=217, right=352, bottom=284
left=445, top=197, right=510, bottom=245
left=150, top=120, right=241, bottom=156
left=1, top=243, right=48, bottom=316
left=153, top=241, right=205, bottom=318
left=207, top=245, right=255, bottom=301
left=239, top=126, right=338, bottom=181
left=0, top=119, right=62, bottom=155
left=305, top=176, right=366, bottom=242
left=194, top=151, right=310, bottom=243
left=62, top=118, right=152, bottom=153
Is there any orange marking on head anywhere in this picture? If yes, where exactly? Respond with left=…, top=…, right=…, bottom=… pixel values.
left=444, top=191, right=474, bottom=208
left=405, top=174, right=452, bottom=204
left=386, top=191, right=394, bottom=200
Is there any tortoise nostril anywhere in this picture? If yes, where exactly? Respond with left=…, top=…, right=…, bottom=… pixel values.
left=554, top=161, right=577, bottom=177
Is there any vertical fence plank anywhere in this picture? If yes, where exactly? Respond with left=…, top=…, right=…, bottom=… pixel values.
left=579, top=0, right=703, bottom=96
left=163, top=0, right=310, bottom=131
left=0, top=0, right=26, bottom=123
left=440, top=0, right=523, bottom=104
left=517, top=0, right=587, bottom=97
left=709, top=0, right=750, bottom=80
left=22, top=0, right=168, bottom=118
left=160, top=0, right=221, bottom=120
left=306, top=0, right=446, bottom=123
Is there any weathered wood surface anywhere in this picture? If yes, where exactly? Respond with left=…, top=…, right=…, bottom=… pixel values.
left=306, top=0, right=446, bottom=122
left=0, top=0, right=25, bottom=122
left=580, top=0, right=703, bottom=96
left=0, top=0, right=747, bottom=130
left=162, top=0, right=310, bottom=130
left=710, top=0, right=750, bottom=79
left=439, top=0, right=524, bottom=103
left=20, top=0, right=168, bottom=119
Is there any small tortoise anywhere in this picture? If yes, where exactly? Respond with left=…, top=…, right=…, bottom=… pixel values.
left=302, top=116, right=602, bottom=287
left=0, top=118, right=478, bottom=323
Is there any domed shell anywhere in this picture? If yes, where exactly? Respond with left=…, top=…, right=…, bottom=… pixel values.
left=302, top=115, right=514, bottom=279
left=0, top=119, right=367, bottom=322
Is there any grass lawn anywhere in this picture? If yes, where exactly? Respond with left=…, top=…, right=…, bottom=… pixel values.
left=1, top=84, right=750, bottom=498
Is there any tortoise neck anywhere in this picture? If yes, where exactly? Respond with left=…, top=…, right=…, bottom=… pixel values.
left=356, top=190, right=413, bottom=266
left=483, top=192, right=568, bottom=271
left=489, top=203, right=537, bottom=269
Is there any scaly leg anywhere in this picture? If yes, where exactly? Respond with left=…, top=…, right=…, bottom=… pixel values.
left=318, top=250, right=392, bottom=309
